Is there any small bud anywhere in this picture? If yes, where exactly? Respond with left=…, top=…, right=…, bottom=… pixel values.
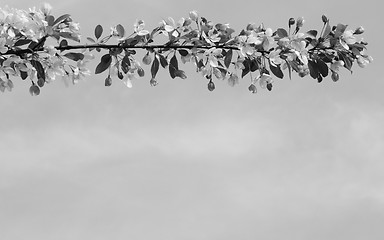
left=105, top=75, right=112, bottom=86
left=266, top=83, right=273, bottom=91
left=321, top=15, right=328, bottom=24
left=207, top=80, right=215, bottom=91
left=189, top=11, right=198, bottom=21
left=150, top=78, right=158, bottom=86
left=354, top=26, right=364, bottom=35
left=37, top=78, right=45, bottom=87
left=29, top=85, right=40, bottom=96
left=288, top=18, right=295, bottom=27
left=142, top=53, right=152, bottom=65
left=331, top=71, right=339, bottom=82
left=296, top=17, right=305, bottom=28
left=317, top=75, right=323, bottom=83
left=137, top=67, right=145, bottom=77
left=248, top=84, right=257, bottom=94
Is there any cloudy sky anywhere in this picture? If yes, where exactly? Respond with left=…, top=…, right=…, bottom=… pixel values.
left=1, top=0, right=383, bottom=239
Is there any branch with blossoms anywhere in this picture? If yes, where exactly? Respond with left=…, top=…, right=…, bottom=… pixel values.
left=0, top=4, right=372, bottom=95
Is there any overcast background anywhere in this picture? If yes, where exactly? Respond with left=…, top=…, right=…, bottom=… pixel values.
left=1, top=0, right=383, bottom=239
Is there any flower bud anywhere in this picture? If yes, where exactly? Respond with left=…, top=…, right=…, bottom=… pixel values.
left=105, top=75, right=112, bottom=86
left=207, top=80, right=215, bottom=91
left=354, top=26, right=364, bottom=35
left=331, top=71, right=339, bottom=82
left=248, top=84, right=257, bottom=93
left=137, top=67, right=145, bottom=77
left=189, top=11, right=198, bottom=21
left=150, top=78, right=158, bottom=86
left=321, top=15, right=328, bottom=24
left=288, top=18, right=295, bottom=27
left=296, top=17, right=305, bottom=28
left=142, top=53, right=152, bottom=65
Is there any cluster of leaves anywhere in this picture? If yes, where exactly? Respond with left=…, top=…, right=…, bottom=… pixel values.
left=0, top=4, right=372, bottom=95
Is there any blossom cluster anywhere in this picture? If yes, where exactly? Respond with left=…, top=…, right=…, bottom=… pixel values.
left=0, top=4, right=372, bottom=95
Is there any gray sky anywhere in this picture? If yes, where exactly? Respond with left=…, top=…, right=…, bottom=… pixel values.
left=1, top=0, right=383, bottom=239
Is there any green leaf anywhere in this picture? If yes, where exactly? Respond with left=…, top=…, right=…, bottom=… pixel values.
left=250, top=59, right=259, bottom=72
left=224, top=49, right=232, bottom=68
left=276, top=28, right=288, bottom=38
left=334, top=23, right=347, bottom=38
left=95, top=54, right=112, bottom=74
left=269, top=62, right=284, bottom=79
left=116, top=24, right=125, bottom=38
left=64, top=52, right=84, bottom=61
left=30, top=60, right=45, bottom=81
left=316, top=59, right=328, bottom=77
left=322, top=21, right=331, bottom=38
left=241, top=58, right=250, bottom=78
left=158, top=54, right=168, bottom=68
left=151, top=57, right=160, bottom=79
left=14, top=39, right=32, bottom=47
left=169, top=55, right=178, bottom=79
left=86, top=37, right=96, bottom=43
left=178, top=49, right=189, bottom=56
left=95, top=25, right=103, bottom=40
left=285, top=60, right=292, bottom=80
left=308, top=60, right=319, bottom=79
left=175, top=70, right=187, bottom=79
left=53, top=14, right=70, bottom=26
left=121, top=55, right=130, bottom=74
left=338, top=52, right=353, bottom=71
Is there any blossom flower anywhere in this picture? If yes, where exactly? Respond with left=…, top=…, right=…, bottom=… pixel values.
left=340, top=30, right=356, bottom=50
left=356, top=55, right=373, bottom=68
left=0, top=37, right=8, bottom=53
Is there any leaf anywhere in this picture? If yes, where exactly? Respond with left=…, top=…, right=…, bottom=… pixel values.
left=158, top=54, right=168, bottom=68
left=53, top=14, right=70, bottom=26
left=121, top=55, right=130, bottom=74
left=64, top=52, right=84, bottom=61
left=151, top=57, right=160, bottom=79
left=250, top=59, right=259, bottom=72
left=30, top=60, right=45, bottom=81
left=276, top=28, right=288, bottom=38
left=285, top=60, right=292, bottom=80
left=169, top=55, right=178, bottom=79
left=322, top=21, right=331, bottom=38
left=306, top=30, right=317, bottom=38
left=334, top=23, right=347, bottom=38
left=95, top=54, right=112, bottom=74
left=175, top=70, right=187, bottom=79
left=308, top=60, right=319, bottom=79
left=116, top=24, right=125, bottom=38
left=241, top=58, right=250, bottom=78
left=316, top=59, right=328, bottom=77
left=95, top=25, right=103, bottom=39
left=338, top=52, right=353, bottom=71
left=269, top=62, right=284, bottom=79
left=14, top=39, right=32, bottom=47
left=224, top=49, right=232, bottom=69
left=178, top=49, right=189, bottom=56
left=86, top=37, right=96, bottom=43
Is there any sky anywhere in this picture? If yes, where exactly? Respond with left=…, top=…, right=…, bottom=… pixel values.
left=1, top=0, right=384, bottom=239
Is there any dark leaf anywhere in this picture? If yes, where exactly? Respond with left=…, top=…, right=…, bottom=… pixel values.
left=20, top=71, right=28, bottom=80
left=95, top=25, right=103, bottom=40
left=224, top=49, right=232, bottom=68
left=285, top=60, right=292, bottom=80
left=64, top=52, right=84, bottom=61
left=95, top=54, right=112, bottom=74
left=269, top=62, right=284, bottom=79
left=151, top=57, right=160, bottom=79
left=308, top=60, right=319, bottom=79
left=169, top=55, right=178, bottom=79
left=338, top=52, right=353, bottom=71
left=241, top=58, right=250, bottom=78
left=53, top=14, right=70, bottom=26
left=14, top=39, right=32, bottom=47
left=276, top=28, right=288, bottom=38
left=121, top=55, right=130, bottom=74
left=178, top=49, right=189, bottom=56
left=316, top=59, right=328, bottom=77
left=30, top=60, right=45, bottom=81
left=158, top=54, right=168, bottom=68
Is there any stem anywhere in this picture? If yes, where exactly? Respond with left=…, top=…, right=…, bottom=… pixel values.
left=2, top=43, right=241, bottom=56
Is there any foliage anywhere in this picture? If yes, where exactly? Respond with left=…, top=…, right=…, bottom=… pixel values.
left=0, top=3, right=372, bottom=95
